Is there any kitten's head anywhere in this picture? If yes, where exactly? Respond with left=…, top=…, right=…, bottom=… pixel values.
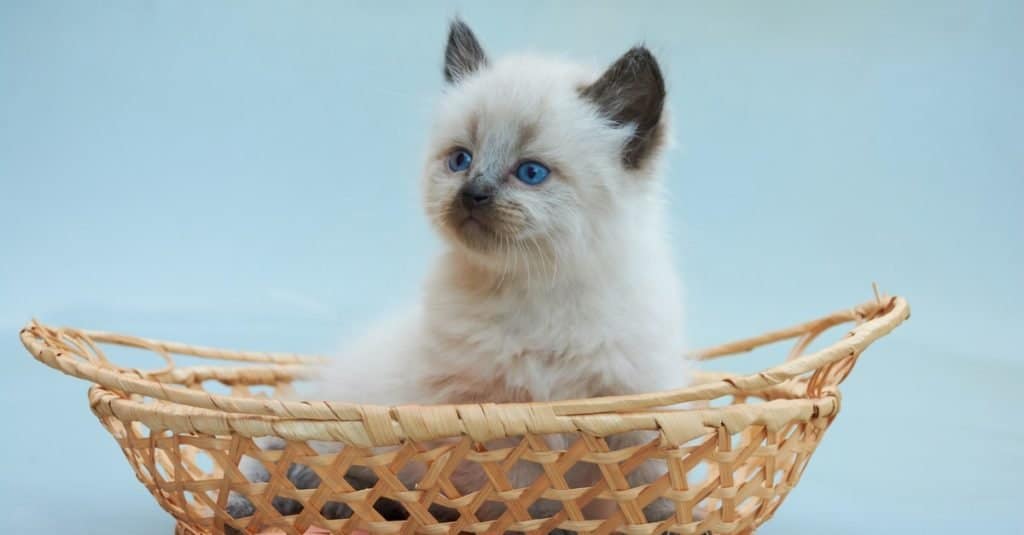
left=423, top=20, right=669, bottom=270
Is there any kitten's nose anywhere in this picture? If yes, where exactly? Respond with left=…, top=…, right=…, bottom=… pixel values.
left=459, top=182, right=495, bottom=209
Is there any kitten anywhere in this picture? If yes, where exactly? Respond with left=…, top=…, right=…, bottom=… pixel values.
left=229, top=19, right=689, bottom=530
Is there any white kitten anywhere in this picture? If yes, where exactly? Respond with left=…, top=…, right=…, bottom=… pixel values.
left=231, top=19, right=689, bottom=529
left=338, top=20, right=687, bottom=406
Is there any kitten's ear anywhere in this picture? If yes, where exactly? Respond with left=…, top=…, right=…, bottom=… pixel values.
left=444, top=19, right=488, bottom=84
left=581, top=46, right=666, bottom=169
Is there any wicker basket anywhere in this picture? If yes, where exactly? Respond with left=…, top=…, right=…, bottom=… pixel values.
left=21, top=294, right=908, bottom=535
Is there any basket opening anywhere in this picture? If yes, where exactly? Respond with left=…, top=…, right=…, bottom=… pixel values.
left=688, top=461, right=711, bottom=488
left=153, top=458, right=173, bottom=483
left=94, top=343, right=171, bottom=373
left=188, top=448, right=218, bottom=477
left=199, top=379, right=233, bottom=396
left=247, top=384, right=278, bottom=398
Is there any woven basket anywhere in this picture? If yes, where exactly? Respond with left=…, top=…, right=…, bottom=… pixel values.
left=21, top=294, right=908, bottom=535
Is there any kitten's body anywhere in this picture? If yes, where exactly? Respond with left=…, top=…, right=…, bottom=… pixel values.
left=374, top=219, right=686, bottom=407
left=230, top=20, right=689, bottom=530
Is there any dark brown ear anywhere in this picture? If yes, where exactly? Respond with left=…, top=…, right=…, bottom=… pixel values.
left=581, top=46, right=666, bottom=169
left=444, top=19, right=488, bottom=84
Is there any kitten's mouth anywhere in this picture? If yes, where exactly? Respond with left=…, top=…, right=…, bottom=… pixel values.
left=459, top=214, right=486, bottom=229
left=458, top=215, right=491, bottom=235
left=453, top=214, right=498, bottom=250
left=439, top=195, right=525, bottom=253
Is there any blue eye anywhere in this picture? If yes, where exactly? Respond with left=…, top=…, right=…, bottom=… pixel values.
left=514, top=161, right=550, bottom=185
left=447, top=149, right=473, bottom=172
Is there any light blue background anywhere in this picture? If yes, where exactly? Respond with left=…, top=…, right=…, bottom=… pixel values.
left=2, top=1, right=1021, bottom=533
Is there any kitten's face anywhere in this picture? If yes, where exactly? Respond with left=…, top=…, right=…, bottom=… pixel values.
left=423, top=57, right=603, bottom=256
left=422, top=21, right=666, bottom=265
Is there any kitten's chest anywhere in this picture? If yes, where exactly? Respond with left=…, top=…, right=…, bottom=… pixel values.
left=423, top=287, right=676, bottom=403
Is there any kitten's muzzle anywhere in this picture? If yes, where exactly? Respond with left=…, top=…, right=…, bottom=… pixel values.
left=459, top=180, right=496, bottom=210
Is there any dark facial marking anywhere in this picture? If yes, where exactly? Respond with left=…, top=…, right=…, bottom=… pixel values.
left=466, top=113, right=481, bottom=147
left=444, top=19, right=488, bottom=84
left=516, top=121, right=539, bottom=153
left=459, top=178, right=497, bottom=210
left=580, top=46, right=666, bottom=169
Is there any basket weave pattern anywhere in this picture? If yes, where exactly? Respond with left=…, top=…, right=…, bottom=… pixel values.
left=21, top=296, right=908, bottom=535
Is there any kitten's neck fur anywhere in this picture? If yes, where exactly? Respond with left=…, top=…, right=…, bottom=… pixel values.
left=439, top=196, right=669, bottom=294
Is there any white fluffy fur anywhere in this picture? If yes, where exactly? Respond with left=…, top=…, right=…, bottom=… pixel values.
left=312, top=52, right=690, bottom=521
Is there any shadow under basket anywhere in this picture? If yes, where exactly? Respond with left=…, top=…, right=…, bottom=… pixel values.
left=21, top=295, right=908, bottom=535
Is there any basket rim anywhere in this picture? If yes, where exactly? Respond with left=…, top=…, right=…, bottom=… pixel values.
left=84, top=381, right=841, bottom=445
left=20, top=296, right=908, bottom=440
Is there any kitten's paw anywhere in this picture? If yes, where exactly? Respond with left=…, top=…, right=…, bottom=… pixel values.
left=226, top=491, right=256, bottom=519
left=224, top=492, right=256, bottom=535
left=271, top=495, right=304, bottom=516
left=428, top=504, right=459, bottom=523
left=644, top=497, right=686, bottom=534
left=320, top=500, right=353, bottom=520
left=643, top=497, right=675, bottom=522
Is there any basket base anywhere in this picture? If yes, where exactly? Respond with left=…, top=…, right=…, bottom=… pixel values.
left=174, top=523, right=203, bottom=535
left=174, top=521, right=757, bottom=535
left=175, top=522, right=337, bottom=535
